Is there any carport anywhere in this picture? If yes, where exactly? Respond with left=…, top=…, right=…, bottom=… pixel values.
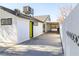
left=47, top=22, right=60, bottom=33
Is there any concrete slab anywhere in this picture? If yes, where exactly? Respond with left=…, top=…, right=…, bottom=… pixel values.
left=0, top=32, right=64, bottom=56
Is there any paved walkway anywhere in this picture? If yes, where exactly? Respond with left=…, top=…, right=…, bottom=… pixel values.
left=0, top=32, right=64, bottom=56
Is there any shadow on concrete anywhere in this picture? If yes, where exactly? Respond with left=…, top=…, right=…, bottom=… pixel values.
left=2, top=50, right=64, bottom=56
left=20, top=40, right=62, bottom=47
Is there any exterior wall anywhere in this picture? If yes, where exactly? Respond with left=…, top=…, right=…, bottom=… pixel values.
left=59, top=24, right=65, bottom=54
left=47, top=23, right=51, bottom=32
left=0, top=9, right=17, bottom=44
left=0, top=9, right=30, bottom=44
left=46, top=23, right=51, bottom=32
left=62, top=4, right=79, bottom=56
left=16, top=18, right=30, bottom=43
left=33, top=22, right=43, bottom=37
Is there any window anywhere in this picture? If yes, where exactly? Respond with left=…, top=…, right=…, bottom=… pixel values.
left=33, top=21, right=38, bottom=26
left=1, top=18, right=12, bottom=25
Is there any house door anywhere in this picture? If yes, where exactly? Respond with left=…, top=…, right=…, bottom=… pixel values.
left=30, top=21, right=33, bottom=39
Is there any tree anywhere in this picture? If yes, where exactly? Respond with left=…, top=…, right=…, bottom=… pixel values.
left=58, top=5, right=72, bottom=24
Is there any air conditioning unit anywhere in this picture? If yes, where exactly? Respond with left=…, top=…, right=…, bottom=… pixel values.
left=23, top=6, right=34, bottom=15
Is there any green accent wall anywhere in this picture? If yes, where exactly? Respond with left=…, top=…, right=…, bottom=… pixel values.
left=30, top=21, right=33, bottom=39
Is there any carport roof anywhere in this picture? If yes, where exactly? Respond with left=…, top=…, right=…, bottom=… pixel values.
left=47, top=22, right=59, bottom=25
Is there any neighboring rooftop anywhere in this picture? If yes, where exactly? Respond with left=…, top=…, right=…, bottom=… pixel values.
left=34, top=15, right=50, bottom=22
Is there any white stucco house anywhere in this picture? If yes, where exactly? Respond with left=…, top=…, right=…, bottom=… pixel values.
left=28, top=15, right=50, bottom=38
left=34, top=15, right=50, bottom=33
left=61, top=4, right=79, bottom=56
left=30, top=18, right=44, bottom=38
left=0, top=6, right=50, bottom=47
left=0, top=6, right=30, bottom=45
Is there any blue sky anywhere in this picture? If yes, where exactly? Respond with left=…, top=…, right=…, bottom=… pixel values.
left=0, top=3, right=77, bottom=21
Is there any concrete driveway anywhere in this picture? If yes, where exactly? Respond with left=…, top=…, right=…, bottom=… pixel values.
left=0, top=32, right=64, bottom=56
